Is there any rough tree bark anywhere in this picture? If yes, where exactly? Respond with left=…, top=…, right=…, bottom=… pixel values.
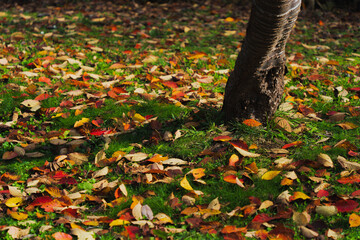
left=222, top=0, right=301, bottom=123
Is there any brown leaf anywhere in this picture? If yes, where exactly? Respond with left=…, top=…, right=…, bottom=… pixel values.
left=317, top=153, right=334, bottom=168
left=300, top=226, right=319, bottom=238
left=337, top=155, right=360, bottom=171
left=274, top=117, right=292, bottom=132
left=292, top=211, right=310, bottom=226
left=2, top=151, right=18, bottom=160
left=68, top=153, right=88, bottom=165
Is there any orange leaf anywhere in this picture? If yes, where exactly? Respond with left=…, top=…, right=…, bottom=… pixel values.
left=221, top=225, right=247, bottom=234
left=147, top=154, right=168, bottom=163
left=45, top=186, right=62, bottom=198
left=107, top=90, right=118, bottom=99
left=213, top=135, right=232, bottom=142
left=35, top=93, right=51, bottom=101
left=228, top=154, right=240, bottom=167
left=281, top=178, right=293, bottom=186
left=349, top=213, right=360, bottom=227
left=52, top=232, right=73, bottom=240
left=224, top=175, right=237, bottom=184
left=224, top=17, right=235, bottom=22
left=38, top=76, right=52, bottom=85
left=245, top=162, right=258, bottom=173
left=243, top=119, right=262, bottom=127
left=290, top=192, right=311, bottom=201
left=74, top=118, right=90, bottom=128
left=191, top=168, right=205, bottom=180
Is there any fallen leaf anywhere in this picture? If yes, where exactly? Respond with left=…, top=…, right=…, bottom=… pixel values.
left=52, top=232, right=73, bottom=240
left=141, top=205, right=154, bottom=220
left=233, top=146, right=260, bottom=157
left=162, top=158, right=188, bottom=165
left=317, top=153, right=334, bottom=168
left=208, top=198, right=220, bottom=211
left=337, top=156, right=360, bottom=171
left=243, top=119, right=262, bottom=127
left=5, top=197, right=23, bottom=208
left=180, top=176, right=193, bottom=191
left=109, top=219, right=130, bottom=227
left=155, top=213, right=173, bottom=224
left=274, top=117, right=292, bottom=132
left=2, top=151, right=18, bottom=160
left=213, top=136, right=232, bottom=141
left=349, top=213, right=360, bottom=227
left=292, top=211, right=310, bottom=226
left=290, top=192, right=311, bottom=201
left=300, top=226, right=319, bottom=238
left=261, top=171, right=281, bottom=180
left=8, top=210, right=28, bottom=221
left=71, top=228, right=95, bottom=240
left=335, top=199, right=359, bottom=212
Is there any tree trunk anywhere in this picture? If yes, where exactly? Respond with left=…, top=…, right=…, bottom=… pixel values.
left=223, top=0, right=301, bottom=123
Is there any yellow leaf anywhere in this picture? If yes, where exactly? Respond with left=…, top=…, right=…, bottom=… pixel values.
left=261, top=171, right=281, bottom=180
left=133, top=113, right=145, bottom=122
left=9, top=211, right=28, bottom=220
left=109, top=219, right=130, bottom=227
left=199, top=208, right=221, bottom=215
left=155, top=213, right=173, bottom=224
left=74, top=118, right=90, bottom=128
left=5, top=197, right=23, bottom=208
left=349, top=213, right=360, bottom=227
left=180, top=176, right=193, bottom=191
left=291, top=191, right=311, bottom=201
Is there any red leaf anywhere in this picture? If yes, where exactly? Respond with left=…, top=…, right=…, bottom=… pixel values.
left=308, top=74, right=326, bottom=81
left=38, top=77, right=52, bottom=85
left=125, top=226, right=140, bottom=239
left=282, top=141, right=303, bottom=149
left=348, top=150, right=359, bottom=157
left=90, top=129, right=114, bottom=136
left=335, top=199, right=359, bottom=213
left=61, top=208, right=80, bottom=218
left=351, top=190, right=360, bottom=197
left=35, top=93, right=51, bottom=101
left=59, top=177, right=78, bottom=185
left=229, top=140, right=248, bottom=150
left=252, top=213, right=273, bottom=223
left=60, top=100, right=74, bottom=107
left=337, top=175, right=360, bottom=184
left=349, top=87, right=360, bottom=92
left=213, top=136, right=232, bottom=142
left=51, top=171, right=70, bottom=179
left=316, top=190, right=329, bottom=198
left=30, top=196, right=53, bottom=206
left=162, top=81, right=178, bottom=89
left=113, top=87, right=127, bottom=94
left=299, top=104, right=315, bottom=116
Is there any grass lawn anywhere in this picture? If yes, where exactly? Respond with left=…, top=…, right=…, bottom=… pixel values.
left=0, top=1, right=360, bottom=239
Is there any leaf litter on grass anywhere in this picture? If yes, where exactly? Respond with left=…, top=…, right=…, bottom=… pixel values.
left=0, top=0, right=360, bottom=239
